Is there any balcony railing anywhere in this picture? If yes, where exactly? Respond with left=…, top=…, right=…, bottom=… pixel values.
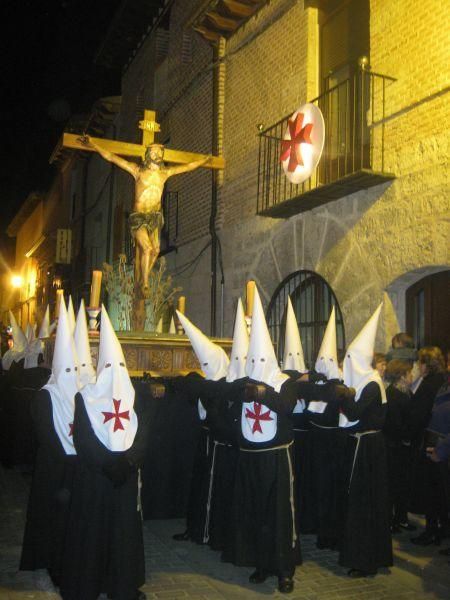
left=257, top=67, right=396, bottom=217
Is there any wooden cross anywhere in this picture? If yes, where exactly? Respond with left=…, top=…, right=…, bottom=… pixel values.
left=60, top=109, right=224, bottom=170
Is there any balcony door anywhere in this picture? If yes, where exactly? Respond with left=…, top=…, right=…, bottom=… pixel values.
left=319, top=0, right=370, bottom=182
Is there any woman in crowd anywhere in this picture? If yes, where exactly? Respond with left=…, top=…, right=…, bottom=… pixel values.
left=409, top=347, right=446, bottom=517
left=383, top=360, right=413, bottom=532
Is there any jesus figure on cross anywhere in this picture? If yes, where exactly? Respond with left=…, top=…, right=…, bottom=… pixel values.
left=80, top=136, right=211, bottom=297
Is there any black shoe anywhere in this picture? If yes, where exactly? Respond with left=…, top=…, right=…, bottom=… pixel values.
left=410, top=532, right=441, bottom=546
left=398, top=521, right=417, bottom=531
left=278, top=577, right=294, bottom=593
left=172, top=531, right=190, bottom=541
left=439, top=547, right=450, bottom=556
left=347, top=569, right=375, bottom=578
left=249, top=569, right=268, bottom=584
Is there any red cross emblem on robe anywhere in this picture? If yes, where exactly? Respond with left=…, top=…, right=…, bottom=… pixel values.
left=280, top=112, right=313, bottom=171
left=245, top=402, right=273, bottom=434
left=102, top=399, right=130, bottom=432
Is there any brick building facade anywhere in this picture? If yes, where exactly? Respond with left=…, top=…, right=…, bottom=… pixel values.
left=21, top=0, right=446, bottom=362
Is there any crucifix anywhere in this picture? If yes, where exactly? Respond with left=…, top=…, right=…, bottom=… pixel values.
left=62, top=110, right=224, bottom=301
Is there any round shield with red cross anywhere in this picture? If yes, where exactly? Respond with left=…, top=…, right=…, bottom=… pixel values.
left=280, top=103, right=325, bottom=184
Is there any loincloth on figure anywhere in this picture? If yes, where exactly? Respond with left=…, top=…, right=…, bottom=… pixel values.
left=129, top=211, right=164, bottom=244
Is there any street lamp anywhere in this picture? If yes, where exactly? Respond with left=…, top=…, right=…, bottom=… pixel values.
left=11, top=274, right=23, bottom=288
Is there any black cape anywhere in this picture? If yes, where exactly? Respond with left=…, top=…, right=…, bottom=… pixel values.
left=10, top=366, right=51, bottom=468
left=20, top=387, right=77, bottom=584
left=141, top=376, right=201, bottom=519
left=60, top=383, right=151, bottom=600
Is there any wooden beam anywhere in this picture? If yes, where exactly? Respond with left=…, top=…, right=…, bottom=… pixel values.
left=62, top=133, right=144, bottom=158
left=205, top=10, right=239, bottom=31
left=164, top=148, right=225, bottom=170
left=61, top=133, right=225, bottom=169
left=222, top=0, right=254, bottom=18
left=192, top=24, right=222, bottom=44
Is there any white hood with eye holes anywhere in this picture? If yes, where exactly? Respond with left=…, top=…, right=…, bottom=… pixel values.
left=176, top=310, right=229, bottom=381
left=43, top=300, right=80, bottom=455
left=226, top=298, right=249, bottom=383
left=340, top=302, right=386, bottom=428
left=283, top=296, right=306, bottom=373
left=82, top=306, right=137, bottom=451
left=315, top=306, right=341, bottom=381
left=242, top=286, right=288, bottom=443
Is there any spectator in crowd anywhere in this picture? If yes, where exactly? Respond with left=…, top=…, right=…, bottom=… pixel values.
left=412, top=379, right=450, bottom=546
left=383, top=360, right=414, bottom=532
left=372, top=353, right=387, bottom=381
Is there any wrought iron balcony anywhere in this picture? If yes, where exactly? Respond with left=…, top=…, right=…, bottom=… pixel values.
left=257, top=68, right=396, bottom=218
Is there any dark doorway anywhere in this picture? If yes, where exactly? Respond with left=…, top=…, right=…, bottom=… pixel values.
left=406, top=270, right=450, bottom=354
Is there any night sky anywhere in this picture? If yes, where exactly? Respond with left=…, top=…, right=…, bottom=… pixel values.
left=0, top=0, right=122, bottom=233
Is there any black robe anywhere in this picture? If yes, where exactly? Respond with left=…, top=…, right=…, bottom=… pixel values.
left=383, top=384, right=413, bottom=526
left=338, top=381, right=393, bottom=573
left=60, top=384, right=151, bottom=600
left=227, top=378, right=302, bottom=577
left=283, top=371, right=316, bottom=536
left=168, top=373, right=231, bottom=545
left=20, top=388, right=77, bottom=584
left=141, top=375, right=201, bottom=519
left=0, top=359, right=25, bottom=467
left=10, top=366, right=51, bottom=468
left=201, top=378, right=240, bottom=551
left=408, top=372, right=446, bottom=514
left=302, top=379, right=347, bottom=549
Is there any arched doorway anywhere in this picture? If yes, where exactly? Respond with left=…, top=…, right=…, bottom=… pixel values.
left=406, top=270, right=450, bottom=353
left=267, top=270, right=345, bottom=368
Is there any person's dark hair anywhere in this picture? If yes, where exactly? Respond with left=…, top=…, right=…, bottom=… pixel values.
left=418, top=346, right=445, bottom=374
left=391, top=333, right=415, bottom=349
left=385, top=359, right=412, bottom=384
left=372, top=352, right=386, bottom=369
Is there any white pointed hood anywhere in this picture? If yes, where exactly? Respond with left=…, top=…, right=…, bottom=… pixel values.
left=24, top=338, right=44, bottom=369
left=176, top=310, right=229, bottom=381
left=82, top=306, right=137, bottom=451
left=67, top=296, right=76, bottom=336
left=245, top=286, right=288, bottom=393
left=156, top=317, right=163, bottom=333
left=340, top=302, right=386, bottom=427
left=283, top=297, right=306, bottom=373
left=24, top=322, right=41, bottom=368
left=226, top=298, right=249, bottom=382
left=38, top=306, right=51, bottom=339
left=43, top=300, right=79, bottom=454
left=1, top=311, right=28, bottom=370
left=242, top=286, right=287, bottom=443
left=74, top=299, right=96, bottom=386
left=315, top=306, right=341, bottom=380
left=25, top=323, right=36, bottom=343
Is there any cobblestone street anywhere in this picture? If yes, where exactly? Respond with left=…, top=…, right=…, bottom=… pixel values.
left=1, top=465, right=449, bottom=600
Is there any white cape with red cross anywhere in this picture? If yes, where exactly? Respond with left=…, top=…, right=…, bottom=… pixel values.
left=82, top=306, right=137, bottom=451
